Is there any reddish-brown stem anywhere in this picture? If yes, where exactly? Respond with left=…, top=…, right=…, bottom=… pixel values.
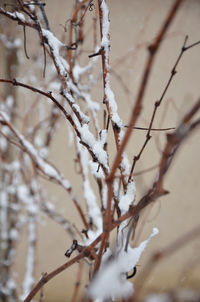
left=135, top=224, right=200, bottom=299
left=94, top=0, right=183, bottom=274
left=70, top=262, right=83, bottom=302
left=68, top=0, right=90, bottom=75
left=129, top=36, right=200, bottom=178
left=107, top=0, right=183, bottom=183
left=23, top=98, right=200, bottom=301
left=0, top=78, right=109, bottom=175
left=97, top=0, right=128, bottom=190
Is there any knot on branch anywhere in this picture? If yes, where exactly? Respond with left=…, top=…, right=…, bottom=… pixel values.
left=171, top=69, right=177, bottom=76
left=89, top=1, right=95, bottom=11
left=12, top=78, right=17, bottom=86
left=148, top=44, right=157, bottom=55
left=65, top=240, right=78, bottom=257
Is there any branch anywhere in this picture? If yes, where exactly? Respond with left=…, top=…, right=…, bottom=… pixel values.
left=107, top=0, right=183, bottom=183
left=0, top=78, right=110, bottom=175
left=0, top=111, right=88, bottom=229
left=23, top=96, right=200, bottom=300
left=95, top=0, right=184, bottom=273
left=135, top=224, right=200, bottom=298
left=129, top=36, right=200, bottom=177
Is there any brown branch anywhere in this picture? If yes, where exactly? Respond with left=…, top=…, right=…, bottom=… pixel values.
left=23, top=98, right=200, bottom=300
left=0, top=78, right=74, bottom=125
left=23, top=25, right=30, bottom=59
left=124, top=126, right=175, bottom=131
left=0, top=111, right=89, bottom=230
left=70, top=262, right=84, bottom=302
left=129, top=36, right=200, bottom=178
left=67, top=0, right=90, bottom=74
left=135, top=224, right=200, bottom=298
left=134, top=164, right=159, bottom=176
left=23, top=254, right=82, bottom=302
left=107, top=0, right=183, bottom=183
left=0, top=7, right=37, bottom=29
left=0, top=78, right=109, bottom=175
left=94, top=0, right=184, bottom=273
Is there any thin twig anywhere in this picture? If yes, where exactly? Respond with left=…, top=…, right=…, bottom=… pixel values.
left=23, top=26, right=30, bottom=59
left=135, top=224, right=200, bottom=298
left=129, top=36, right=200, bottom=178
left=22, top=98, right=200, bottom=301
left=107, top=0, right=183, bottom=183
left=94, top=0, right=184, bottom=273
left=124, top=126, right=175, bottom=131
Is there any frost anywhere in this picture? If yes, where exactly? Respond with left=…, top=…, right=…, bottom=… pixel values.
left=88, top=228, right=159, bottom=300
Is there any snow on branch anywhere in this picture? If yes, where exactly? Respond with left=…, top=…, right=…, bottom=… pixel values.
left=88, top=228, right=159, bottom=300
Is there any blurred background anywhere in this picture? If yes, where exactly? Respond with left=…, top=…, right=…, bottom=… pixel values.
left=0, top=0, right=200, bottom=301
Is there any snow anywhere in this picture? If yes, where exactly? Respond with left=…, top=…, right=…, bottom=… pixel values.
left=20, top=193, right=37, bottom=301
left=88, top=228, right=159, bottom=300
left=73, top=62, right=94, bottom=83
left=9, top=228, right=19, bottom=240
left=2, top=10, right=27, bottom=23
left=100, top=0, right=110, bottom=51
left=78, top=124, right=109, bottom=173
left=89, top=161, right=104, bottom=179
left=0, top=34, right=21, bottom=49
left=15, top=11, right=26, bottom=22
left=0, top=110, right=10, bottom=122
left=145, top=293, right=172, bottom=302
left=100, top=0, right=124, bottom=130
left=118, top=180, right=136, bottom=214
left=0, top=191, right=8, bottom=247
left=82, top=93, right=100, bottom=112
left=0, top=278, right=17, bottom=296
left=76, top=141, right=103, bottom=244
left=16, top=132, right=71, bottom=190
left=0, top=136, right=7, bottom=152
left=6, top=95, right=14, bottom=108
left=72, top=103, right=90, bottom=124
left=42, top=29, right=66, bottom=76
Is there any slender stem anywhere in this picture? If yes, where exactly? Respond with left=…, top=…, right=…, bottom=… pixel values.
left=107, top=0, right=183, bottom=183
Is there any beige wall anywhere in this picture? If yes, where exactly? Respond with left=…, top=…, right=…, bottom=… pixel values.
left=1, top=0, right=200, bottom=301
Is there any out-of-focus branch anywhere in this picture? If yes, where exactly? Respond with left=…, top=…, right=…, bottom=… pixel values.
left=0, top=78, right=110, bottom=175
left=0, top=111, right=89, bottom=229
left=135, top=224, right=200, bottom=298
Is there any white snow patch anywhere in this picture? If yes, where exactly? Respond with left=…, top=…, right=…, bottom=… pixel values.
left=118, top=180, right=136, bottom=214
left=78, top=124, right=109, bottom=172
left=88, top=228, right=159, bottom=300
left=42, top=29, right=66, bottom=76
